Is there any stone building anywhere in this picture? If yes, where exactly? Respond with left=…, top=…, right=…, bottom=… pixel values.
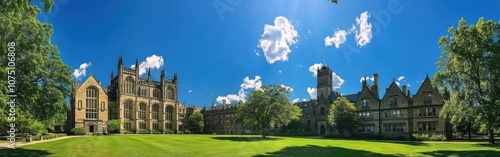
left=66, top=75, right=109, bottom=133
left=67, top=56, right=192, bottom=134
left=201, top=100, right=249, bottom=134
left=295, top=65, right=452, bottom=139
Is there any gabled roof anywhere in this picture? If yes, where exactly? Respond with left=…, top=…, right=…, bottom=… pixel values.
left=381, top=79, right=403, bottom=99
left=414, top=74, right=439, bottom=96
left=76, top=75, right=108, bottom=96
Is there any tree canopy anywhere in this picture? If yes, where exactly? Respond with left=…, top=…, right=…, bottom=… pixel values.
left=187, top=112, right=204, bottom=133
left=236, top=84, right=301, bottom=138
left=327, top=97, right=360, bottom=137
left=432, top=17, right=500, bottom=144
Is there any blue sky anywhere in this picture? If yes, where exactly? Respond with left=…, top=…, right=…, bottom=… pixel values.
left=36, top=0, right=499, bottom=107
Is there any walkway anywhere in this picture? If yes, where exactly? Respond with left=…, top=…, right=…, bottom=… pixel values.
left=0, top=135, right=81, bottom=149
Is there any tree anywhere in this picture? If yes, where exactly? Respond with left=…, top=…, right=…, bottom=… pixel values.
left=106, top=120, right=122, bottom=134
left=283, top=118, right=304, bottom=133
left=433, top=17, right=500, bottom=144
left=440, top=92, right=479, bottom=140
left=327, top=97, right=360, bottom=137
left=187, top=112, right=204, bottom=133
left=0, top=1, right=73, bottom=129
left=236, top=84, right=301, bottom=138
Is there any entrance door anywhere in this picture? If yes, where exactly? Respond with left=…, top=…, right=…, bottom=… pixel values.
left=89, top=125, right=95, bottom=133
left=320, top=125, right=326, bottom=135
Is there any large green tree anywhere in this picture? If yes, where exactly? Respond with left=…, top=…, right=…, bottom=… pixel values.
left=236, top=84, right=301, bottom=138
left=187, top=112, right=204, bottom=133
left=327, top=97, right=360, bottom=137
left=106, top=119, right=122, bottom=134
left=433, top=17, right=500, bottom=144
left=0, top=0, right=73, bottom=129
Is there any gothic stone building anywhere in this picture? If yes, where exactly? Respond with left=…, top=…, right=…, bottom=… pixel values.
left=295, top=65, right=452, bottom=139
left=67, top=56, right=191, bottom=133
left=201, top=100, right=251, bottom=134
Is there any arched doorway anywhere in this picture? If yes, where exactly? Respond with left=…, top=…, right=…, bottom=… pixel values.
left=320, top=125, right=326, bottom=135
left=89, top=125, right=95, bottom=133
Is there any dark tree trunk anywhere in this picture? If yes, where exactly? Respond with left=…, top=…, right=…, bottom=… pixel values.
left=468, top=131, right=471, bottom=140
left=262, top=127, right=266, bottom=138
left=488, top=129, right=495, bottom=144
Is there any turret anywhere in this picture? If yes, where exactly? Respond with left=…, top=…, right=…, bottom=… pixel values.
left=111, top=70, right=114, bottom=81
left=173, top=72, right=178, bottom=85
left=147, top=68, right=151, bottom=82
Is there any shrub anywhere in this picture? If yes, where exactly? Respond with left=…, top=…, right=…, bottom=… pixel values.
left=382, top=134, right=406, bottom=140
left=138, top=129, right=150, bottom=134
left=32, top=135, right=41, bottom=141
left=212, top=132, right=217, bottom=135
left=70, top=128, right=87, bottom=135
left=43, top=134, right=58, bottom=140
left=184, top=129, right=191, bottom=134
left=152, top=130, right=162, bottom=134
left=176, top=130, right=184, bottom=134
left=122, top=130, right=134, bottom=134
left=429, top=134, right=447, bottom=141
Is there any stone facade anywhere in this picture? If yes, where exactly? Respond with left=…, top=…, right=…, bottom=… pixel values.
left=295, top=65, right=452, bottom=139
left=201, top=100, right=251, bottom=134
left=66, top=75, right=109, bottom=133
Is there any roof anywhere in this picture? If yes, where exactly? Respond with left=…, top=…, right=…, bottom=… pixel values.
left=344, top=93, right=359, bottom=102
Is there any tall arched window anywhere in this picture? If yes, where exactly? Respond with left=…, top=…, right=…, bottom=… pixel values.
left=166, top=106, right=173, bottom=121
left=140, top=87, right=147, bottom=96
left=85, top=87, right=98, bottom=119
left=124, top=100, right=133, bottom=119
left=320, top=107, right=326, bottom=115
left=153, top=89, right=161, bottom=99
left=167, top=87, right=175, bottom=100
left=152, top=104, right=159, bottom=120
left=125, top=77, right=135, bottom=94
left=139, top=102, right=147, bottom=120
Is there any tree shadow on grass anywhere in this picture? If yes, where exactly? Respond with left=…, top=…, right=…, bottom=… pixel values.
left=475, top=144, right=500, bottom=149
left=365, top=140, right=429, bottom=146
left=420, top=150, right=500, bottom=157
left=211, top=136, right=282, bottom=142
left=254, top=144, right=405, bottom=157
left=0, top=148, right=52, bottom=157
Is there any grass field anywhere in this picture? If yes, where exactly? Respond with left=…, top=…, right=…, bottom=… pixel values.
left=1, top=134, right=499, bottom=157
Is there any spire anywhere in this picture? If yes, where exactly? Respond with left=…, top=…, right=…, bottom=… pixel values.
left=135, top=58, right=139, bottom=69
left=111, top=70, right=114, bottom=80
left=161, top=69, right=165, bottom=78
left=426, top=73, right=429, bottom=78
left=118, top=55, right=123, bottom=67
left=147, top=68, right=151, bottom=81
left=173, top=72, right=178, bottom=81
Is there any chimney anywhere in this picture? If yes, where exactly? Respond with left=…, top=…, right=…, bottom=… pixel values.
left=373, top=73, right=379, bottom=98
left=362, top=75, right=367, bottom=89
left=212, top=102, right=216, bottom=108
left=402, top=85, right=407, bottom=97
left=223, top=99, right=227, bottom=106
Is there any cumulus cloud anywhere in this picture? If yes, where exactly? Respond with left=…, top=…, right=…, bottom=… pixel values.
left=188, top=90, right=192, bottom=93
left=292, top=98, right=300, bottom=104
left=308, top=63, right=324, bottom=77
left=398, top=76, right=404, bottom=81
left=359, top=75, right=375, bottom=83
left=241, top=76, right=262, bottom=90
left=325, top=29, right=348, bottom=48
left=355, top=11, right=373, bottom=46
left=73, top=62, right=92, bottom=80
left=395, top=76, right=406, bottom=86
left=217, top=76, right=262, bottom=104
left=307, top=87, right=317, bottom=99
left=257, top=16, right=299, bottom=64
left=130, top=54, right=164, bottom=75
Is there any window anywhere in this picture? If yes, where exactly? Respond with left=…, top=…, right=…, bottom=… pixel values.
left=78, top=100, right=82, bottom=110
left=424, top=93, right=432, bottom=105
left=320, top=107, right=326, bottom=115
left=166, top=106, right=173, bottom=121
left=140, top=87, right=147, bottom=97
left=390, top=97, right=398, bottom=107
left=165, top=123, right=173, bottom=130
left=418, top=108, right=426, bottom=117
left=167, top=87, right=175, bottom=100
left=152, top=104, right=159, bottom=120
left=428, top=108, right=437, bottom=116
left=419, top=107, right=437, bottom=117
left=139, top=103, right=147, bottom=120
left=362, top=99, right=370, bottom=108
left=153, top=89, right=161, bottom=99
left=124, top=122, right=132, bottom=130
left=139, top=122, right=146, bottom=129
left=85, top=87, right=98, bottom=119
left=384, top=124, right=404, bottom=133
left=125, top=77, right=135, bottom=94
left=359, top=112, right=373, bottom=119
left=385, top=110, right=404, bottom=119
left=124, top=100, right=133, bottom=119
left=418, top=122, right=437, bottom=131
left=153, top=123, right=159, bottom=130
left=101, top=102, right=105, bottom=111
left=358, top=125, right=374, bottom=133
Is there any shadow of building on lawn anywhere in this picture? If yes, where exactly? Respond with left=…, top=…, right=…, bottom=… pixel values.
left=211, top=136, right=282, bottom=142
left=0, top=148, right=52, bottom=157
left=420, top=150, right=500, bottom=157
left=253, top=144, right=405, bottom=157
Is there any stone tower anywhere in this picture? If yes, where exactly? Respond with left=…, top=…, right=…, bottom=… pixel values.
left=317, top=65, right=332, bottom=100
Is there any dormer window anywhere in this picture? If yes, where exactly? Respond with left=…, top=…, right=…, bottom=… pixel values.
left=362, top=99, right=370, bottom=109
left=424, top=93, right=432, bottom=105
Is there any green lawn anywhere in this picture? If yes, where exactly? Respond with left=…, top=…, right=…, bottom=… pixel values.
left=1, top=135, right=499, bottom=157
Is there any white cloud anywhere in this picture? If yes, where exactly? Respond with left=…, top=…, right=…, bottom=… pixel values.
left=359, top=75, right=375, bottom=83
left=308, top=63, right=324, bottom=77
left=292, top=98, right=300, bottom=103
left=188, top=90, right=192, bottom=93
left=130, top=54, right=164, bottom=75
left=395, top=82, right=401, bottom=86
left=332, top=72, right=345, bottom=89
left=355, top=11, right=373, bottom=47
left=73, top=62, right=92, bottom=80
left=257, top=16, right=299, bottom=64
left=325, top=29, right=348, bottom=48
left=307, top=87, right=317, bottom=99
left=406, top=84, right=411, bottom=87
left=241, top=76, right=262, bottom=90
left=398, top=76, right=405, bottom=81
left=278, top=70, right=282, bottom=74
left=302, top=98, right=307, bottom=101
left=348, top=24, right=356, bottom=34
left=280, top=84, right=293, bottom=92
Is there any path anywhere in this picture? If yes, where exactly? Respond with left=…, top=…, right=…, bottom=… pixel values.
left=0, top=135, right=81, bottom=149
